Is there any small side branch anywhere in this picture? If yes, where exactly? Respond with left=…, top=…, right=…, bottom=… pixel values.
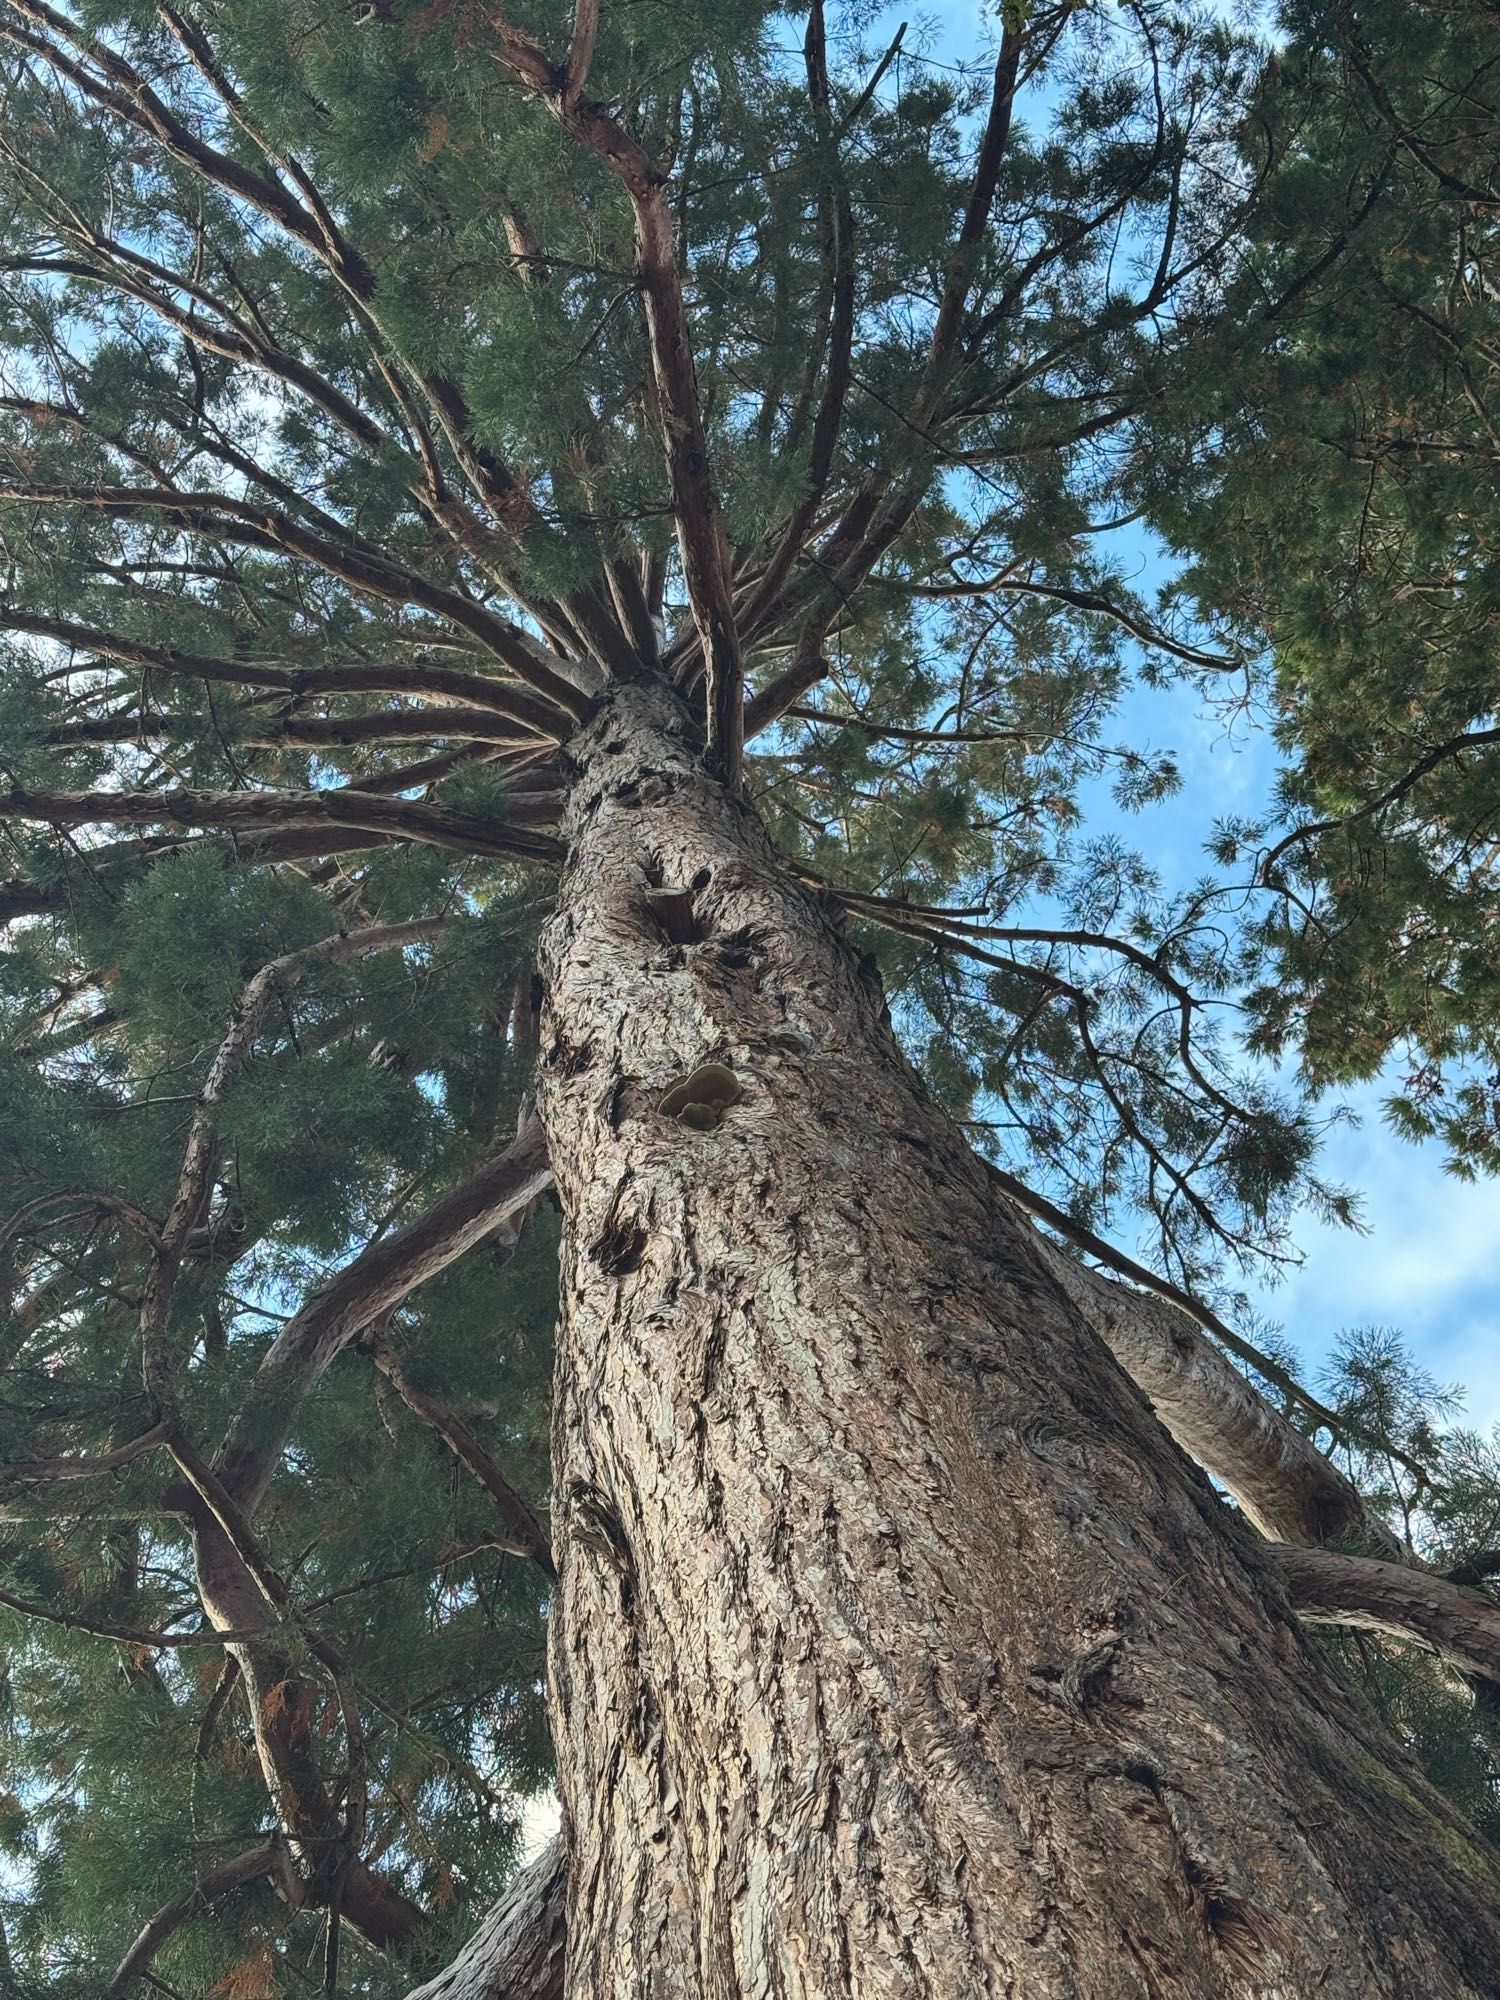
left=0, top=1582, right=249, bottom=1648
left=141, top=920, right=448, bottom=1413
left=360, top=1332, right=555, bottom=1580
left=103, top=1843, right=279, bottom=1998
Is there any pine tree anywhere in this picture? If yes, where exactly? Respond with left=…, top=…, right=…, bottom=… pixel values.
left=0, top=1, right=1497, bottom=1994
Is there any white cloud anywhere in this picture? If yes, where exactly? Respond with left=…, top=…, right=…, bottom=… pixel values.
left=1248, top=1086, right=1500, bottom=1430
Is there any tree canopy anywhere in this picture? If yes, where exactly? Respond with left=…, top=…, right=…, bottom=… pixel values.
left=1149, top=0, right=1500, bottom=1173
left=0, top=0, right=1497, bottom=1990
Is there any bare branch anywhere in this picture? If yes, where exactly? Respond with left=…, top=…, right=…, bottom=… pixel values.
left=361, top=1332, right=555, bottom=1580
left=1271, top=1545, right=1500, bottom=1688
left=104, top=1844, right=280, bottom=2000
left=841, top=21, right=906, bottom=131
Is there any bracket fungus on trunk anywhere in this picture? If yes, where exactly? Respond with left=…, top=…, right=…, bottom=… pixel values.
left=656, top=1062, right=744, bottom=1132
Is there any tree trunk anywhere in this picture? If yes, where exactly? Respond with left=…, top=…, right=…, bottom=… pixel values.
left=535, top=681, right=1500, bottom=1998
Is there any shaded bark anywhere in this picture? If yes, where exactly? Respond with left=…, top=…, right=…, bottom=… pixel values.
left=533, top=680, right=1500, bottom=1998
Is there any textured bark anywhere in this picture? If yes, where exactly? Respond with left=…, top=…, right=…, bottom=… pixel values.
left=405, top=1839, right=566, bottom=2000
left=980, top=1157, right=1428, bottom=1494
left=534, top=680, right=1500, bottom=1999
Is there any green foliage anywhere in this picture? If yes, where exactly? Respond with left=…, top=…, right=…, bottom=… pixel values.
left=0, top=874, right=547, bottom=1987
left=1144, top=0, right=1500, bottom=1177
left=1299, top=1328, right=1500, bottom=1842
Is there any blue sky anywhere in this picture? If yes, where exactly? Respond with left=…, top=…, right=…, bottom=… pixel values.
left=1105, top=669, right=1500, bottom=1432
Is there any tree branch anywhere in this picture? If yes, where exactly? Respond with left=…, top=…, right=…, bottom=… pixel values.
left=897, top=571, right=1241, bottom=673
left=742, top=623, right=832, bottom=742
left=925, top=26, right=1023, bottom=382
left=485, top=7, right=745, bottom=779
left=734, top=3, right=856, bottom=640
left=41, top=707, right=543, bottom=753
left=0, top=1583, right=249, bottom=1649
left=0, top=476, right=588, bottom=716
left=103, top=1843, right=280, bottom=1999
left=1271, top=1544, right=1500, bottom=1688
left=0, top=0, right=569, bottom=584
left=1261, top=727, right=1500, bottom=881
left=360, top=1332, right=555, bottom=1580
left=139, top=920, right=448, bottom=1410
left=1, top=784, right=564, bottom=866
left=982, top=1158, right=1433, bottom=1490
left=213, top=1114, right=553, bottom=1512
left=1024, top=1237, right=1387, bottom=1550
left=0, top=608, right=566, bottom=734
left=0, top=1420, right=173, bottom=1488
left=402, top=1835, right=565, bottom=2000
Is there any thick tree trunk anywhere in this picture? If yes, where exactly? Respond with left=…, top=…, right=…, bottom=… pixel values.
left=534, top=681, right=1500, bottom=1998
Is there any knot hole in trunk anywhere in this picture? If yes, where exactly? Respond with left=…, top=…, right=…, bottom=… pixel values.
left=565, top=1482, right=640, bottom=1618
left=638, top=864, right=714, bottom=946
